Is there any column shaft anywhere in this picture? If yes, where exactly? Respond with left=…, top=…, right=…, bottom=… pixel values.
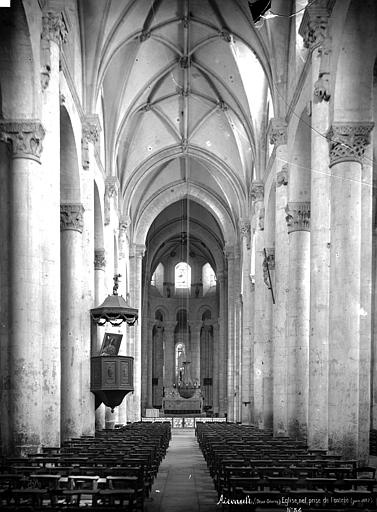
left=217, top=272, right=227, bottom=417
left=93, top=251, right=106, bottom=430
left=273, top=157, right=289, bottom=435
left=359, top=144, right=373, bottom=462
left=327, top=122, right=373, bottom=459
left=0, top=121, right=45, bottom=455
left=191, top=327, right=201, bottom=385
left=0, top=142, right=10, bottom=452
left=253, top=232, right=265, bottom=428
left=11, top=156, right=43, bottom=454
left=240, top=232, right=251, bottom=424
left=212, top=322, right=220, bottom=415
left=61, top=204, right=84, bottom=441
left=40, top=31, right=61, bottom=448
left=329, top=161, right=361, bottom=457
left=163, top=323, right=175, bottom=388
left=147, top=321, right=153, bottom=409
left=308, top=47, right=330, bottom=449
left=287, top=227, right=310, bottom=438
left=227, top=250, right=235, bottom=421
left=129, top=246, right=144, bottom=421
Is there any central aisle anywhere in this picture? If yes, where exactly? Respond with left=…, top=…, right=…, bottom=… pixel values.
left=145, top=429, right=219, bottom=512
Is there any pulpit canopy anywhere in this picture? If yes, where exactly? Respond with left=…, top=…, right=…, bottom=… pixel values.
left=90, top=274, right=138, bottom=327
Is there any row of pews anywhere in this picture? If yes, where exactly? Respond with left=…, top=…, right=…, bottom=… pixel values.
left=0, top=421, right=171, bottom=511
left=196, top=422, right=377, bottom=511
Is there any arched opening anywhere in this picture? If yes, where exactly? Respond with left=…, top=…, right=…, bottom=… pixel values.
left=141, top=199, right=224, bottom=415
left=60, top=106, right=81, bottom=203
left=175, top=262, right=191, bottom=292
left=151, top=262, right=164, bottom=295
left=202, top=263, right=216, bottom=296
left=200, top=310, right=214, bottom=411
left=152, top=311, right=164, bottom=409
left=60, top=105, right=83, bottom=442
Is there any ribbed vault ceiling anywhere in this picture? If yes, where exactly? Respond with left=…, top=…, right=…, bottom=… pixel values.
left=80, top=0, right=274, bottom=249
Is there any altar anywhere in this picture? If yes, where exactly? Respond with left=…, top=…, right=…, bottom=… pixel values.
left=162, top=386, right=203, bottom=415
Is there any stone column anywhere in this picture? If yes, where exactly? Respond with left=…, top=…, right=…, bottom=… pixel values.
left=60, top=203, right=84, bottom=441
left=286, top=202, right=310, bottom=439
left=360, top=142, right=373, bottom=460
left=200, top=322, right=213, bottom=408
left=81, top=117, right=98, bottom=436
left=251, top=181, right=266, bottom=428
left=117, top=218, right=130, bottom=423
left=82, top=115, right=101, bottom=172
left=273, top=165, right=289, bottom=435
left=129, top=243, right=145, bottom=422
left=93, top=249, right=106, bottom=430
left=104, top=177, right=119, bottom=227
left=191, top=324, right=201, bottom=385
left=217, top=270, right=227, bottom=416
left=240, top=220, right=252, bottom=424
left=163, top=321, right=176, bottom=388
left=212, top=321, right=220, bottom=414
left=268, top=119, right=289, bottom=436
left=327, top=122, right=373, bottom=459
left=0, top=121, right=45, bottom=455
left=145, top=319, right=152, bottom=409
left=40, top=10, right=68, bottom=449
left=233, top=248, right=242, bottom=423
left=225, top=245, right=236, bottom=421
left=262, top=248, right=274, bottom=429
left=0, top=138, right=10, bottom=453
left=302, top=16, right=332, bottom=450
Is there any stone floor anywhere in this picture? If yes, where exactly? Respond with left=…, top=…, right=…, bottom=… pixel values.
left=145, top=429, right=219, bottom=512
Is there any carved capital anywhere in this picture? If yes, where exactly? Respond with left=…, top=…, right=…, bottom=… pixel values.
left=40, top=66, right=51, bottom=91
left=60, top=203, right=84, bottom=233
left=81, top=115, right=101, bottom=170
left=250, top=181, right=264, bottom=204
left=314, top=75, right=330, bottom=102
left=268, top=118, right=287, bottom=147
left=104, top=177, right=119, bottom=225
left=94, top=249, right=106, bottom=270
left=119, top=215, right=131, bottom=233
left=257, top=207, right=265, bottom=231
left=0, top=120, right=45, bottom=162
left=285, top=202, right=310, bottom=233
left=82, top=115, right=101, bottom=145
left=327, top=122, right=374, bottom=167
left=276, top=165, right=288, bottom=187
left=119, top=216, right=130, bottom=258
left=314, top=37, right=332, bottom=102
left=263, top=248, right=275, bottom=289
left=41, top=12, right=68, bottom=45
left=299, top=1, right=329, bottom=50
left=105, top=176, right=119, bottom=199
left=239, top=219, right=251, bottom=249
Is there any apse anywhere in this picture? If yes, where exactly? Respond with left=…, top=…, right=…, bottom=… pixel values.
left=140, top=199, right=225, bottom=416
